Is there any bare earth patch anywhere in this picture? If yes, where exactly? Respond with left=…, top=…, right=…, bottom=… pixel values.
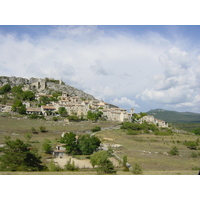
left=49, top=155, right=120, bottom=169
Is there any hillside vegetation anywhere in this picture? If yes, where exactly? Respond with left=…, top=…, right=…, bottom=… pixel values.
left=147, top=109, right=200, bottom=123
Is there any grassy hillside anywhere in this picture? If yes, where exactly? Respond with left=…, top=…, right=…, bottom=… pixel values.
left=95, top=128, right=200, bottom=175
left=1, top=114, right=200, bottom=175
left=146, top=109, right=200, bottom=123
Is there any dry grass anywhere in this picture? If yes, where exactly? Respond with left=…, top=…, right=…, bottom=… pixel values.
left=1, top=115, right=200, bottom=175
left=95, top=129, right=200, bottom=175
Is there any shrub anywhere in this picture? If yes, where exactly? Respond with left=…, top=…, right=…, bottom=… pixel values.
left=191, top=152, right=198, bottom=158
left=0, top=84, right=11, bottom=94
left=91, top=126, right=101, bottom=132
left=42, top=140, right=52, bottom=154
left=126, top=129, right=139, bottom=135
left=40, top=126, right=47, bottom=132
left=47, top=160, right=62, bottom=171
left=168, top=146, right=179, bottom=155
left=90, top=150, right=116, bottom=174
left=68, top=115, right=79, bottom=122
left=155, top=131, right=173, bottom=136
left=65, top=158, right=78, bottom=171
left=183, top=141, right=198, bottom=150
left=130, top=163, right=143, bottom=174
left=193, top=128, right=200, bottom=135
left=29, top=114, right=44, bottom=120
left=121, top=122, right=141, bottom=130
left=52, top=117, right=58, bottom=121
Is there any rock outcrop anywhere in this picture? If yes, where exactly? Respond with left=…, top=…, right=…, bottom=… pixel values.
left=0, top=76, right=95, bottom=100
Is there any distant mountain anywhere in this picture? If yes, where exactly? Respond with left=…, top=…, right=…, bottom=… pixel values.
left=146, top=109, right=200, bottom=123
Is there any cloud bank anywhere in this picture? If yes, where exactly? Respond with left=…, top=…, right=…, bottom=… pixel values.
left=0, top=25, right=199, bottom=113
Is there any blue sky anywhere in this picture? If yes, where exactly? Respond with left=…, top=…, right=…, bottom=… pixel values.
left=0, top=25, right=200, bottom=113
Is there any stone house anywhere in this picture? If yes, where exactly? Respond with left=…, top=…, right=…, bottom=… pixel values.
left=140, top=115, right=155, bottom=124
left=154, top=119, right=168, bottom=128
left=41, top=105, right=56, bottom=115
left=101, top=108, right=132, bottom=122
left=26, top=107, right=42, bottom=115
left=53, top=144, right=66, bottom=157
left=0, top=103, right=12, bottom=113
left=140, top=115, right=168, bottom=128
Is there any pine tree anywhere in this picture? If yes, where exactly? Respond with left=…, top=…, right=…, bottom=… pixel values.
left=0, top=138, right=44, bottom=171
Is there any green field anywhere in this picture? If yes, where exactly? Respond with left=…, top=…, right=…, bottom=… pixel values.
left=0, top=115, right=200, bottom=175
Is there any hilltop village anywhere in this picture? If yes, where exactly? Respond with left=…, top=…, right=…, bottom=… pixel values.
left=0, top=76, right=168, bottom=127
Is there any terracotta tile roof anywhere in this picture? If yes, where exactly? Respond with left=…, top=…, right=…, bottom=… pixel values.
left=27, top=108, right=41, bottom=112
left=42, top=106, right=56, bottom=110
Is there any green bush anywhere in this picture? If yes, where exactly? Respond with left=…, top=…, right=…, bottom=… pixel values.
left=42, top=140, right=52, bottom=154
left=90, top=151, right=116, bottom=174
left=47, top=160, right=62, bottom=171
left=193, top=128, right=200, bottom=135
left=191, top=152, right=198, bottom=158
left=126, top=129, right=139, bottom=135
left=29, top=114, right=44, bottom=120
left=155, top=131, right=173, bottom=136
left=65, top=158, right=78, bottom=171
left=40, top=126, right=47, bottom=132
left=168, top=146, right=179, bottom=155
left=183, top=141, right=198, bottom=150
left=0, top=84, right=11, bottom=94
left=68, top=115, right=79, bottom=122
left=130, top=163, right=143, bottom=174
left=92, top=126, right=101, bottom=132
left=52, top=117, right=58, bottom=121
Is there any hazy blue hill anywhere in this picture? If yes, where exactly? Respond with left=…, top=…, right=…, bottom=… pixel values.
left=146, top=109, right=200, bottom=123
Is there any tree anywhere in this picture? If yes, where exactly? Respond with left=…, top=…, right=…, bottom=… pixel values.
left=39, top=96, right=50, bottom=105
left=12, top=100, right=23, bottom=112
left=12, top=100, right=26, bottom=114
left=0, top=138, right=44, bottom=171
left=193, top=128, right=200, bottom=135
left=60, top=132, right=79, bottom=155
left=18, top=105, right=27, bottom=115
left=87, top=110, right=103, bottom=122
left=11, top=86, right=23, bottom=100
left=122, top=155, right=129, bottom=171
left=22, top=91, right=35, bottom=101
left=58, top=107, right=68, bottom=117
left=78, top=134, right=101, bottom=155
left=11, top=85, right=23, bottom=96
left=90, top=150, right=116, bottom=174
left=0, top=84, right=11, bottom=94
left=42, top=140, right=52, bottom=154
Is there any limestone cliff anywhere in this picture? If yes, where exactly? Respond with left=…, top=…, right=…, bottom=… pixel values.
left=0, top=76, right=96, bottom=100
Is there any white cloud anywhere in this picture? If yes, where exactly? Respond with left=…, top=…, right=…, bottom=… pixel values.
left=137, top=46, right=200, bottom=112
left=111, top=97, right=140, bottom=108
left=0, top=26, right=200, bottom=113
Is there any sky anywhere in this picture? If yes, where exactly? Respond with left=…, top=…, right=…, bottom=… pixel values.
left=0, top=25, right=200, bottom=113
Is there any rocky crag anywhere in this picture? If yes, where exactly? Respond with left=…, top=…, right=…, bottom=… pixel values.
left=0, top=76, right=96, bottom=100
